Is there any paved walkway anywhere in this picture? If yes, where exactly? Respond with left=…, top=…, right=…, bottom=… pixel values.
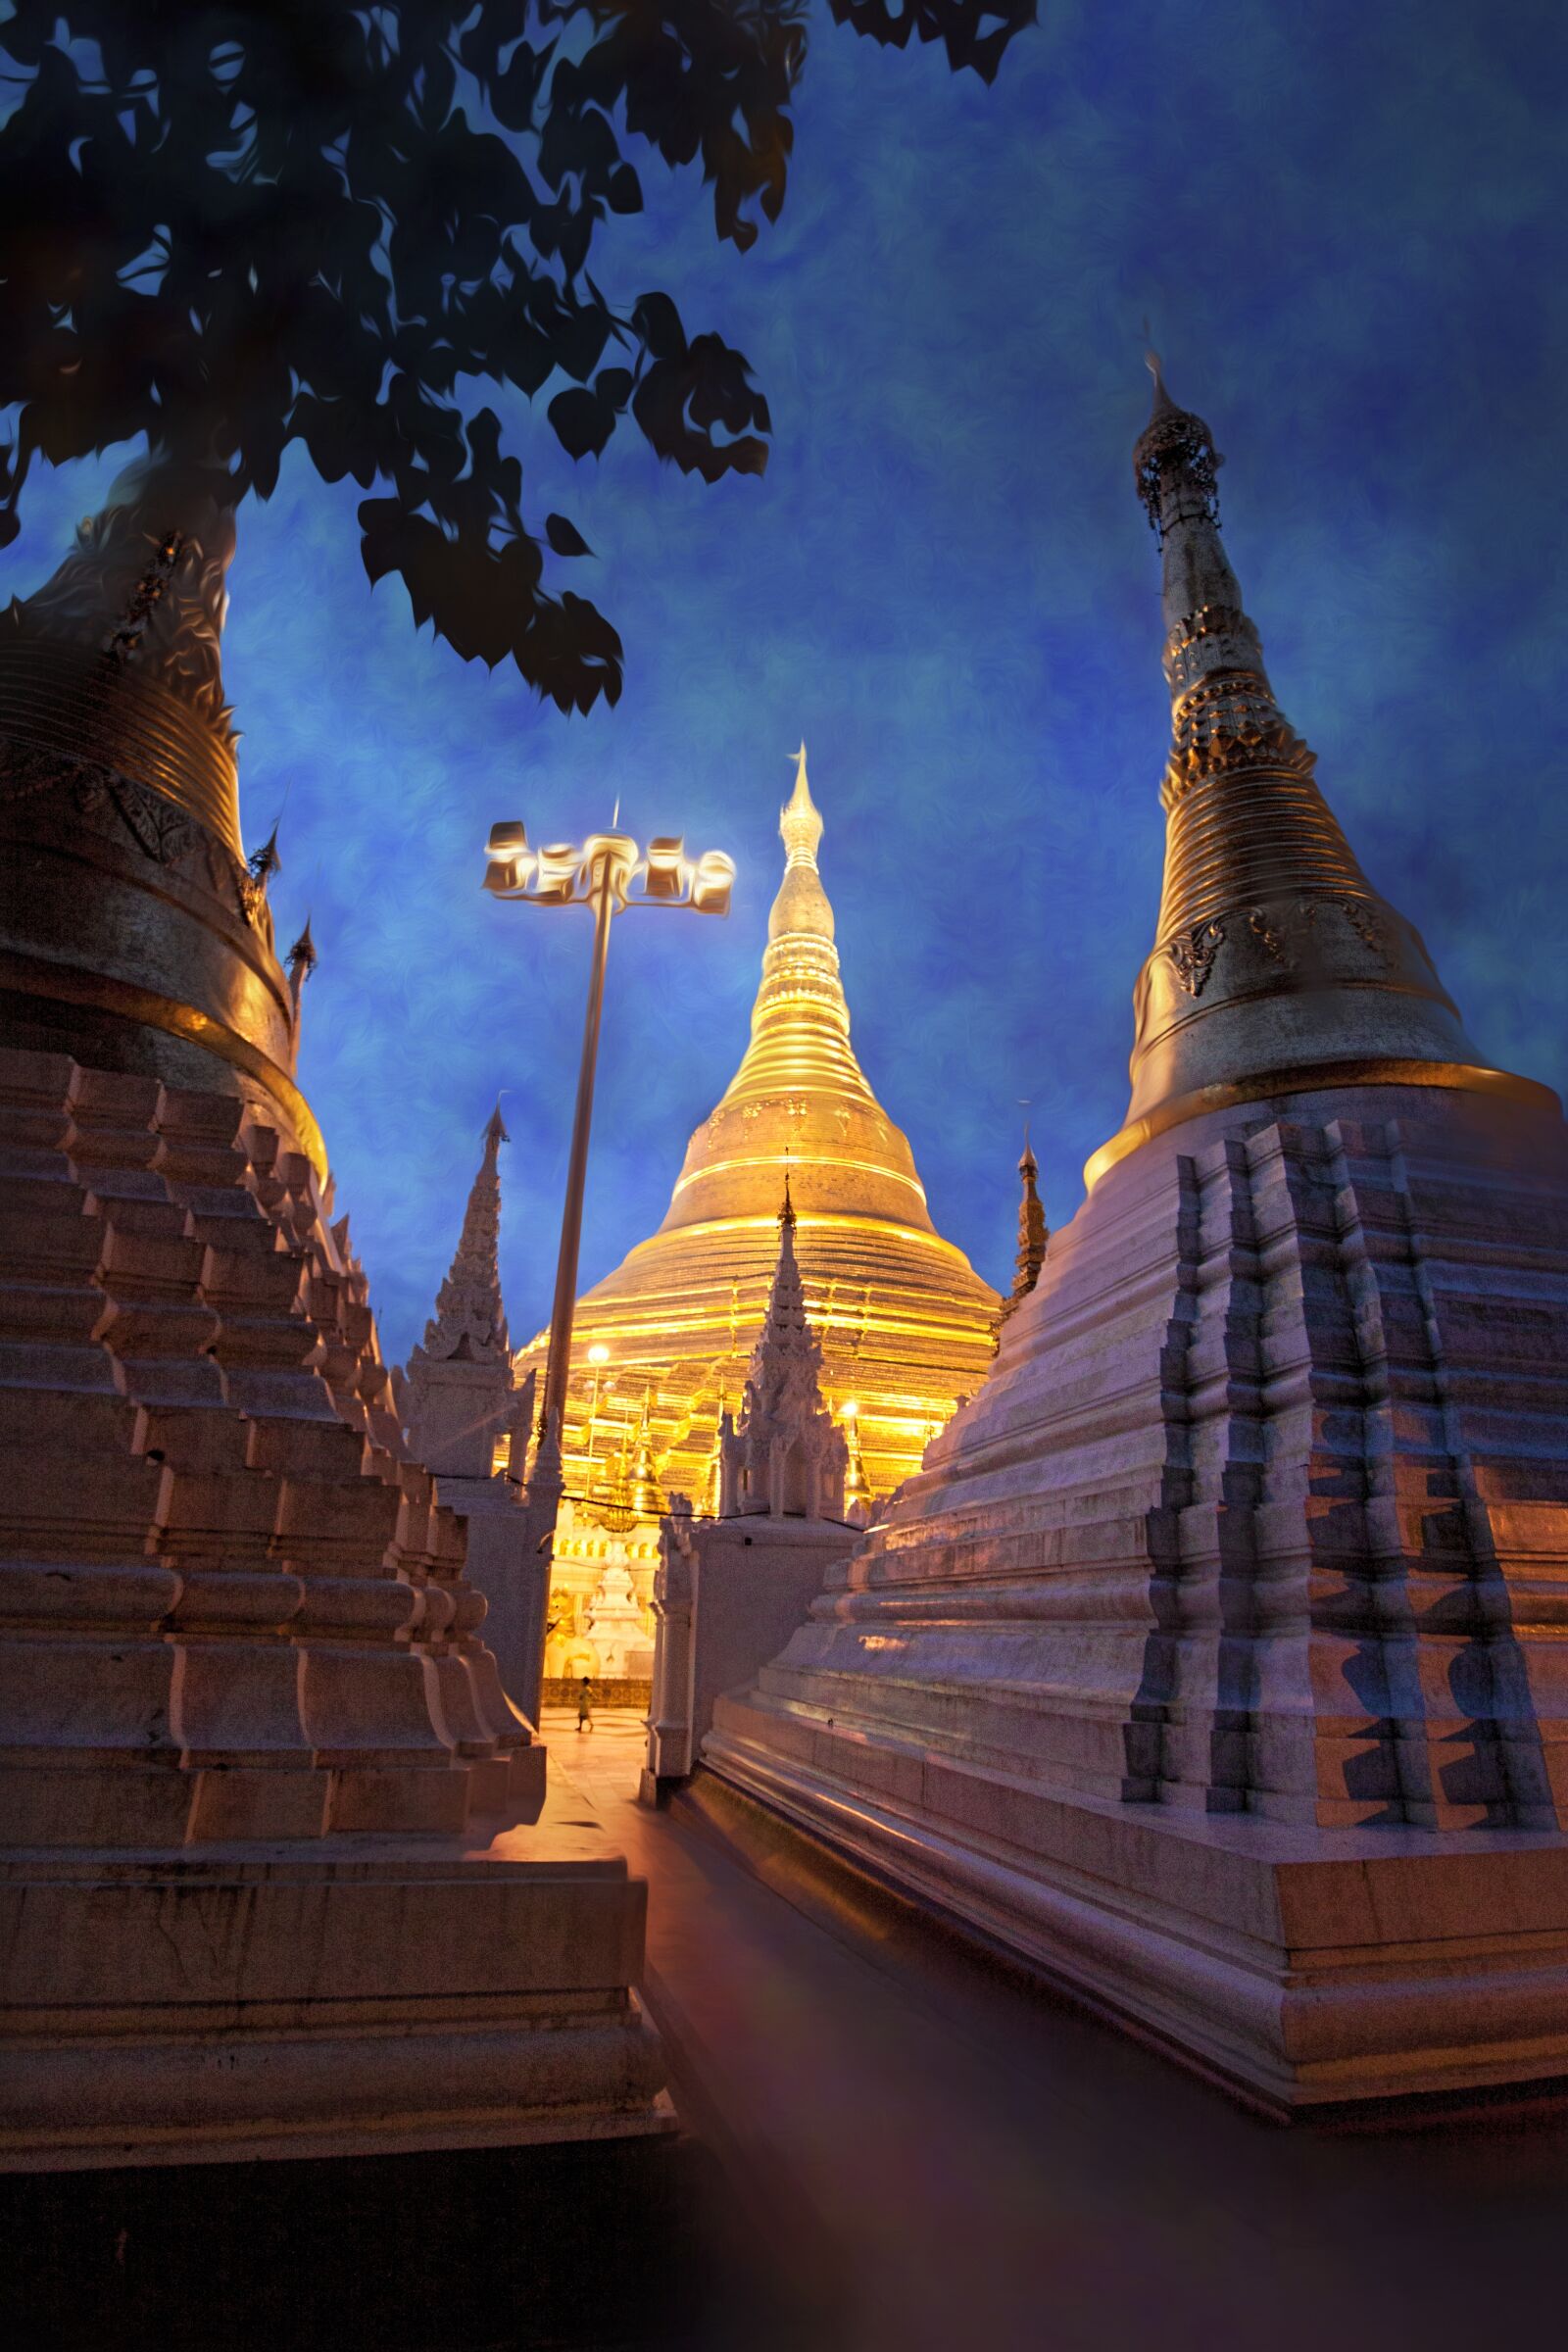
left=543, top=1708, right=1564, bottom=2352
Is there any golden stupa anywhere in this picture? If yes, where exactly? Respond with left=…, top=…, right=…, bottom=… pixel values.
left=517, top=749, right=1000, bottom=1528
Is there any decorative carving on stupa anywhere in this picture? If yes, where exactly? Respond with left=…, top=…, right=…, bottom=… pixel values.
left=3, top=448, right=238, bottom=746
left=998, top=1132, right=1048, bottom=1333
left=719, top=1180, right=849, bottom=1521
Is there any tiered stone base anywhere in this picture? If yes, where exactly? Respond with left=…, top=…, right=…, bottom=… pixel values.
left=706, top=1083, right=1568, bottom=2113
left=0, top=1812, right=666, bottom=2171
left=0, top=1046, right=665, bottom=2165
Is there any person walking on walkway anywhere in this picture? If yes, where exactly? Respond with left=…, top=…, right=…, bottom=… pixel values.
left=576, top=1676, right=595, bottom=1734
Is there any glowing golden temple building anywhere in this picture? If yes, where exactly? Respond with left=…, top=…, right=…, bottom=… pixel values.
left=517, top=750, right=999, bottom=1681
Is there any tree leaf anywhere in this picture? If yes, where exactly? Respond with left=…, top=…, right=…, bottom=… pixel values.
left=545, top=512, right=593, bottom=557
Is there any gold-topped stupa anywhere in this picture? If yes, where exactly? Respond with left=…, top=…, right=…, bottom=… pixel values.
left=518, top=749, right=1000, bottom=1533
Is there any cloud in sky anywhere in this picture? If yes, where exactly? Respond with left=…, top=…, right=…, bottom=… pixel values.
left=9, top=0, right=1567, bottom=1363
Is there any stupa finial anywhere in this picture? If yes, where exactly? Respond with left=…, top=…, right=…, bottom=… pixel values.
left=1143, top=334, right=1176, bottom=419
left=1087, top=364, right=1493, bottom=1188
left=780, top=742, right=823, bottom=871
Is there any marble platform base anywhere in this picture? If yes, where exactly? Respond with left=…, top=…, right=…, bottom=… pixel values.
left=703, top=1082, right=1568, bottom=2116
left=0, top=1784, right=668, bottom=2172
left=702, top=1716, right=1568, bottom=2116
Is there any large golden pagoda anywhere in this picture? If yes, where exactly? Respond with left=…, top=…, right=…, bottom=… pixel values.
left=518, top=750, right=999, bottom=1595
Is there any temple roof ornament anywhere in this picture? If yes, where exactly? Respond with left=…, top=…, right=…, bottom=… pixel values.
left=1088, top=355, right=1517, bottom=1186
left=999, top=1131, right=1049, bottom=1332
left=415, top=1104, right=513, bottom=1366
left=629, top=1389, right=662, bottom=1519
left=843, top=1405, right=872, bottom=1528
left=285, top=914, right=318, bottom=1015
left=720, top=1185, right=849, bottom=1522
left=248, top=823, right=282, bottom=889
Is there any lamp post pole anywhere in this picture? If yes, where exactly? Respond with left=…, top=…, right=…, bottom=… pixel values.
left=543, top=849, right=617, bottom=1443
left=483, top=820, right=733, bottom=1727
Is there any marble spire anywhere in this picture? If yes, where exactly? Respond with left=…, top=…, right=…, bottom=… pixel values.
left=720, top=1181, right=848, bottom=1520
left=419, top=1104, right=513, bottom=1365
left=1097, top=354, right=1495, bottom=1183
left=999, top=1131, right=1048, bottom=1332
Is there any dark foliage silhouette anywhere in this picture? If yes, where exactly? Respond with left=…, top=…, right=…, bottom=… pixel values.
left=0, top=2, right=1034, bottom=711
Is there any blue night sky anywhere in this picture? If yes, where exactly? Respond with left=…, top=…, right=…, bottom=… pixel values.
left=9, top=0, right=1568, bottom=1364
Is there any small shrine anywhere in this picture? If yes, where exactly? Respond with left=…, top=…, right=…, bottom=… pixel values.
left=719, top=1179, right=849, bottom=1523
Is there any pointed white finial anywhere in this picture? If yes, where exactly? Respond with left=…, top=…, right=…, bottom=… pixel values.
left=780, top=742, right=823, bottom=869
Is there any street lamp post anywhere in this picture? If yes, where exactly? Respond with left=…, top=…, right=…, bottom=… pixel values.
left=483, top=820, right=735, bottom=1451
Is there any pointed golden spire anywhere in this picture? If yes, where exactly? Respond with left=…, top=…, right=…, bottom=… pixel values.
left=780, top=743, right=824, bottom=870
left=654, top=744, right=944, bottom=1236
left=514, top=746, right=1002, bottom=1516
left=1086, top=357, right=1539, bottom=1187
left=629, top=1386, right=661, bottom=1518
left=765, top=740, right=836, bottom=951
left=842, top=1399, right=871, bottom=1522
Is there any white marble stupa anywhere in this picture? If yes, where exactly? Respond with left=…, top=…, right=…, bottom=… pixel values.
left=705, top=362, right=1568, bottom=2116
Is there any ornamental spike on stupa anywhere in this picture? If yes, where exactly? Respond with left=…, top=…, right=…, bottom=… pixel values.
left=630, top=1388, right=662, bottom=1519
left=843, top=1405, right=872, bottom=1527
left=719, top=1181, right=848, bottom=1520
left=416, top=1102, right=513, bottom=1366
left=247, top=820, right=282, bottom=890
left=1095, top=350, right=1497, bottom=1183
left=514, top=747, right=998, bottom=1510
left=999, top=1128, right=1048, bottom=1332
left=285, top=913, right=317, bottom=1012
